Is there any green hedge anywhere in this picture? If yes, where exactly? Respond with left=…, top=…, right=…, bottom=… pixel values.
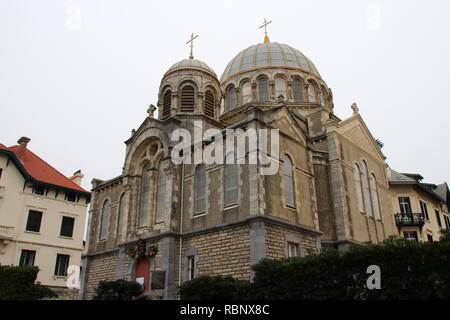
left=178, top=275, right=251, bottom=300
left=0, top=266, right=56, bottom=300
left=93, top=279, right=145, bottom=300
left=179, top=233, right=450, bottom=300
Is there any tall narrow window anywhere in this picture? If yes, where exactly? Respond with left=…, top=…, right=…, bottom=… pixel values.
left=54, top=254, right=70, bottom=276
left=195, top=165, right=206, bottom=214
left=283, top=155, right=295, bottom=207
left=398, top=197, right=412, bottom=214
left=319, top=90, right=326, bottom=106
left=60, top=216, right=75, bottom=238
left=19, top=250, right=36, bottom=266
left=155, top=163, right=167, bottom=223
left=181, top=85, right=195, bottom=112
left=287, top=242, right=299, bottom=258
left=241, top=81, right=252, bottom=104
left=420, top=200, right=429, bottom=220
left=204, top=90, right=215, bottom=118
left=225, top=152, right=238, bottom=206
left=354, top=164, right=364, bottom=213
left=370, top=174, right=381, bottom=220
left=435, top=210, right=442, bottom=227
left=139, top=164, right=151, bottom=228
left=307, top=82, right=317, bottom=102
left=187, top=256, right=196, bottom=281
left=100, top=199, right=110, bottom=240
left=228, top=86, right=237, bottom=110
left=117, top=193, right=125, bottom=235
left=292, top=78, right=304, bottom=102
left=275, top=77, right=287, bottom=100
left=258, top=77, right=269, bottom=102
left=26, top=210, right=43, bottom=232
left=162, top=89, right=172, bottom=119
left=361, top=161, right=373, bottom=217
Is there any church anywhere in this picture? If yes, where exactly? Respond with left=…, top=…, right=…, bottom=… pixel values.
left=79, top=26, right=402, bottom=300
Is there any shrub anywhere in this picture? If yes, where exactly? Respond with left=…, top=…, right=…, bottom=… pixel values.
left=179, top=275, right=251, bottom=300
left=93, top=279, right=145, bottom=300
left=0, top=266, right=57, bottom=300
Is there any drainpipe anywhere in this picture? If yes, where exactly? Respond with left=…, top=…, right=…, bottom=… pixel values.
left=178, top=163, right=184, bottom=293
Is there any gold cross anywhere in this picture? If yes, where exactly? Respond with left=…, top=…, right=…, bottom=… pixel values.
left=186, top=33, right=198, bottom=59
left=259, top=18, right=272, bottom=43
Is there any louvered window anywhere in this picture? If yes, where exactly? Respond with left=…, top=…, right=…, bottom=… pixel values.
left=181, top=85, right=195, bottom=112
left=293, top=78, right=304, bottom=102
left=258, top=77, right=269, bottom=102
left=162, top=90, right=172, bottom=119
left=204, top=90, right=215, bottom=118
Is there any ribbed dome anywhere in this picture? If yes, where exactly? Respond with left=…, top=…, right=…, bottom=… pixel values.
left=165, top=58, right=217, bottom=78
left=220, top=42, right=321, bottom=83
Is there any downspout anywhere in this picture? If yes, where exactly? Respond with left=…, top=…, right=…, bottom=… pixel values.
left=178, top=163, right=184, bottom=294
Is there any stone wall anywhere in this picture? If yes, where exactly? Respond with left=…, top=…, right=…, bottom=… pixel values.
left=84, top=250, right=119, bottom=299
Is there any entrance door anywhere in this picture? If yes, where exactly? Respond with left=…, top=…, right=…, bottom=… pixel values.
left=135, top=258, right=150, bottom=292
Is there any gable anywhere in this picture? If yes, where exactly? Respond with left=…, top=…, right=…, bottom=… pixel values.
left=337, top=115, right=386, bottom=162
left=267, top=107, right=308, bottom=145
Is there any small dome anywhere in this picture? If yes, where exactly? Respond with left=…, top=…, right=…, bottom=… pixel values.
left=165, top=58, right=217, bottom=78
left=220, top=42, right=321, bottom=83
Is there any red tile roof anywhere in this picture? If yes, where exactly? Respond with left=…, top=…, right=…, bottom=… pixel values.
left=6, top=144, right=89, bottom=194
left=0, top=144, right=9, bottom=151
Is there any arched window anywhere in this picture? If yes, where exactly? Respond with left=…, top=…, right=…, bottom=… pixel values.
left=241, top=81, right=252, bottom=104
left=204, top=90, right=215, bottom=118
left=100, top=199, right=110, bottom=240
left=370, top=174, right=381, bottom=220
left=195, top=165, right=206, bottom=214
left=275, top=77, right=287, bottom=100
left=228, top=86, right=237, bottom=110
left=162, top=89, right=172, bottom=119
left=319, top=90, right=325, bottom=106
left=292, top=78, right=304, bottom=102
left=225, top=152, right=238, bottom=206
left=307, top=81, right=317, bottom=103
left=361, top=161, right=373, bottom=217
left=155, top=162, right=167, bottom=223
left=139, top=163, right=151, bottom=227
left=283, top=155, right=295, bottom=207
left=258, top=77, right=269, bottom=102
left=354, top=164, right=364, bottom=213
left=181, top=85, right=195, bottom=112
left=117, top=193, right=125, bottom=235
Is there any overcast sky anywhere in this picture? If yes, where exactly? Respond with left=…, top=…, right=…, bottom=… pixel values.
left=1, top=0, right=449, bottom=192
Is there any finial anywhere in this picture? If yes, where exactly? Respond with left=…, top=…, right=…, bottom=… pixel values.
left=186, top=33, right=198, bottom=60
left=351, top=102, right=359, bottom=115
left=259, top=18, right=272, bottom=43
left=147, top=104, right=157, bottom=118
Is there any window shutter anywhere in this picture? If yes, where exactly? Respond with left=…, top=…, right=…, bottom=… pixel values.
left=162, top=90, right=172, bottom=119
left=204, top=90, right=215, bottom=118
left=181, top=86, right=195, bottom=112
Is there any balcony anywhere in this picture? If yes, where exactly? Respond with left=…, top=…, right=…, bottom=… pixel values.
left=0, top=225, right=14, bottom=240
left=395, top=212, right=425, bottom=230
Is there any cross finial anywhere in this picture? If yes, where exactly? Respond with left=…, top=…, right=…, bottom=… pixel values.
left=259, top=18, right=272, bottom=43
left=186, top=33, right=198, bottom=60
left=147, top=104, right=157, bottom=118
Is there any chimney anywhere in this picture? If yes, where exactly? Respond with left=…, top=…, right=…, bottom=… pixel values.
left=17, top=137, right=31, bottom=162
left=70, top=170, right=84, bottom=186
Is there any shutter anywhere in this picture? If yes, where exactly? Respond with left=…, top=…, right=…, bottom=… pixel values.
left=181, top=86, right=195, bottom=112
left=162, top=90, right=171, bottom=119
left=204, top=90, right=215, bottom=117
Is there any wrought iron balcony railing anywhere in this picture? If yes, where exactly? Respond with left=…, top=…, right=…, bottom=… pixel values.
left=395, top=212, right=425, bottom=230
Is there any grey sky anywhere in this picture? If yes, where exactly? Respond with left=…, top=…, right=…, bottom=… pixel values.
left=1, top=0, right=449, bottom=193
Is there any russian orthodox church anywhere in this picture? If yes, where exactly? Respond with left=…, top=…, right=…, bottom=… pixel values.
left=80, top=28, right=397, bottom=300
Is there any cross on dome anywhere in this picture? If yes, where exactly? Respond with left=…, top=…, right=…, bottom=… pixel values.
left=259, top=18, right=272, bottom=43
left=186, top=33, right=198, bottom=60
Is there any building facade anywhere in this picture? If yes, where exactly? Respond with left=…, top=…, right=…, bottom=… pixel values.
left=80, top=36, right=404, bottom=300
left=388, top=169, right=450, bottom=242
left=0, top=137, right=90, bottom=297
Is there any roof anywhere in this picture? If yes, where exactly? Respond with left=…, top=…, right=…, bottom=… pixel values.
left=1, top=143, right=89, bottom=194
left=165, top=58, right=217, bottom=78
left=220, top=42, right=321, bottom=83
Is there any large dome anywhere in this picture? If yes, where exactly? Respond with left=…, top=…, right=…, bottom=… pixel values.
left=165, top=58, right=217, bottom=78
left=220, top=42, right=321, bottom=83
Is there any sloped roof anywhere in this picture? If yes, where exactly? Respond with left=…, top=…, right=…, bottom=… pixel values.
left=1, top=143, right=89, bottom=194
